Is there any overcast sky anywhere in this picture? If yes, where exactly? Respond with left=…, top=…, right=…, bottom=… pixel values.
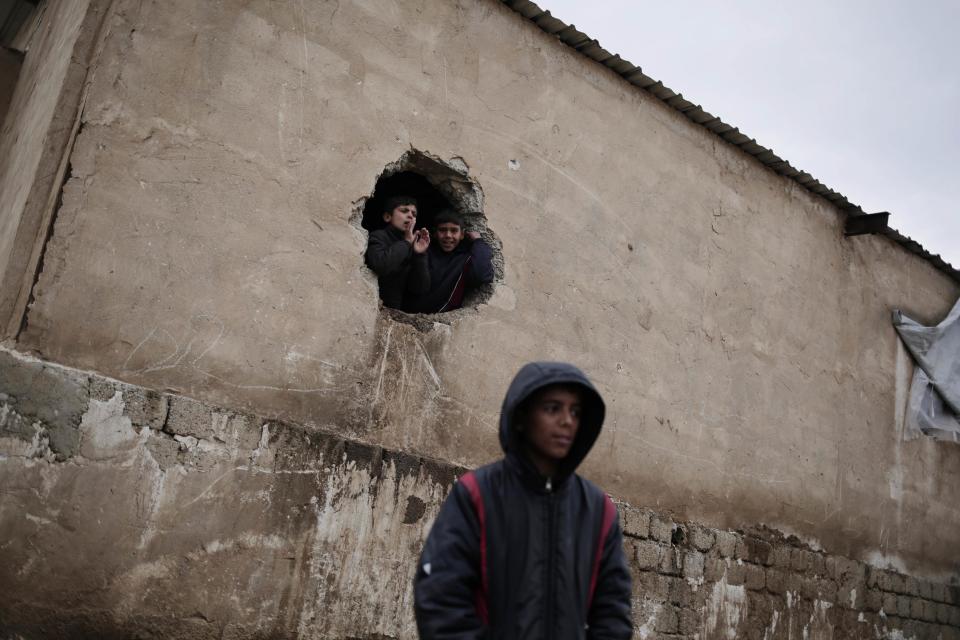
left=536, top=0, right=960, bottom=269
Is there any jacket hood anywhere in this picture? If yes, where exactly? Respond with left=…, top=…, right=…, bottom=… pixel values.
left=499, top=362, right=606, bottom=481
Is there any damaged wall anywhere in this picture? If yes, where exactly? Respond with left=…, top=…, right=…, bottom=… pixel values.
left=2, top=349, right=959, bottom=639
left=4, top=0, right=960, bottom=575
left=0, top=0, right=958, bottom=635
left=0, top=348, right=454, bottom=639
left=0, top=0, right=103, bottom=334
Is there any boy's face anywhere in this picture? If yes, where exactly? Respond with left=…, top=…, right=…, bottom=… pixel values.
left=383, top=204, right=417, bottom=232
left=522, top=385, right=582, bottom=467
left=434, top=222, right=464, bottom=253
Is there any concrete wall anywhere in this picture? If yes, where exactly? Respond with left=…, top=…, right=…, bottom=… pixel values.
left=1, top=0, right=958, bottom=635
left=0, top=348, right=451, bottom=639
left=0, top=0, right=104, bottom=335
left=1, top=349, right=958, bottom=639
left=11, top=0, right=960, bottom=574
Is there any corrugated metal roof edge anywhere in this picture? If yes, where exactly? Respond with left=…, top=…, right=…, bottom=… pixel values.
left=501, top=0, right=959, bottom=283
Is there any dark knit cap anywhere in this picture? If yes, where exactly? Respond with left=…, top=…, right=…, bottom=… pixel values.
left=433, top=209, right=465, bottom=229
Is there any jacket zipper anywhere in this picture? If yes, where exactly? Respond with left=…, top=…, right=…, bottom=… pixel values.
left=545, top=477, right=555, bottom=640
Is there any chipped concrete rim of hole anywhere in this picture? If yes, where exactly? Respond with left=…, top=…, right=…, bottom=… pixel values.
left=350, top=148, right=504, bottom=327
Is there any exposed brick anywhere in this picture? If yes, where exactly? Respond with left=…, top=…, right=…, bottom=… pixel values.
left=678, top=607, right=700, bottom=636
left=883, top=593, right=898, bottom=616
left=769, top=545, right=792, bottom=568
left=918, top=579, right=933, bottom=600
left=800, top=576, right=820, bottom=600
left=725, top=562, right=746, bottom=587
left=904, top=576, right=919, bottom=596
left=654, top=604, right=679, bottom=634
left=120, top=385, right=169, bottom=430
left=866, top=566, right=881, bottom=589
left=889, top=572, right=907, bottom=594
left=743, top=537, right=772, bottom=565
left=846, top=559, right=866, bottom=582
left=634, top=539, right=662, bottom=571
left=622, top=507, right=650, bottom=539
left=682, top=551, right=705, bottom=580
left=937, top=603, right=951, bottom=624
left=818, top=578, right=837, bottom=603
left=733, top=538, right=748, bottom=561
left=922, top=600, right=937, bottom=622
left=864, top=589, right=883, bottom=612
left=898, top=619, right=920, bottom=638
left=825, top=556, right=840, bottom=580
left=766, top=569, right=787, bottom=595
left=790, top=548, right=810, bottom=572
left=636, top=571, right=671, bottom=603
left=879, top=614, right=897, bottom=629
left=714, top=531, right=737, bottom=558
left=668, top=577, right=694, bottom=608
left=949, top=586, right=960, bottom=606
left=688, top=526, right=714, bottom=552
left=745, top=563, right=765, bottom=591
left=810, top=553, right=826, bottom=577
left=649, top=516, right=674, bottom=543
left=658, top=546, right=682, bottom=576
left=702, top=556, right=724, bottom=582
left=951, top=606, right=960, bottom=627
left=897, top=595, right=911, bottom=618
left=837, top=581, right=857, bottom=609
left=932, top=582, right=948, bottom=603
left=911, top=597, right=926, bottom=620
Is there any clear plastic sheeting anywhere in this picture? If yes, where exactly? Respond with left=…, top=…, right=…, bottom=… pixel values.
left=893, top=297, right=960, bottom=442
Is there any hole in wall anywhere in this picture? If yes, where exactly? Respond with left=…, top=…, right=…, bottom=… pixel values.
left=671, top=525, right=687, bottom=547
left=352, top=149, right=503, bottom=321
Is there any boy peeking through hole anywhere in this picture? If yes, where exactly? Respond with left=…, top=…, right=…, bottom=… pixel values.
left=366, top=198, right=494, bottom=313
left=364, top=196, right=431, bottom=311
left=407, top=209, right=494, bottom=314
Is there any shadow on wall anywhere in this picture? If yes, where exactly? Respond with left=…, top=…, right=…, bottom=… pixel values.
left=354, top=149, right=503, bottom=316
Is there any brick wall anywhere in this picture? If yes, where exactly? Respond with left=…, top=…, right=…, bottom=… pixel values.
left=618, top=503, right=960, bottom=639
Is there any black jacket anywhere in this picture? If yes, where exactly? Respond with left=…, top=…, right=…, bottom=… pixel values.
left=408, top=238, right=495, bottom=313
left=365, top=226, right=431, bottom=311
left=414, top=362, right=632, bottom=639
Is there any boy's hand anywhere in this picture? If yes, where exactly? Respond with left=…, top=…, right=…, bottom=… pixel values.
left=466, top=231, right=481, bottom=241
left=404, top=223, right=416, bottom=245
left=412, top=228, right=430, bottom=254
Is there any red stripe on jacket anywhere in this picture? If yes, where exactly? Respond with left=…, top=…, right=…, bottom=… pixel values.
left=587, top=495, right=617, bottom=611
left=459, top=471, right=489, bottom=624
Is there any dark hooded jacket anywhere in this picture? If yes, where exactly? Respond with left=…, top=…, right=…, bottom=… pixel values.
left=414, top=362, right=632, bottom=640
left=365, top=226, right=431, bottom=311
left=408, top=237, right=494, bottom=313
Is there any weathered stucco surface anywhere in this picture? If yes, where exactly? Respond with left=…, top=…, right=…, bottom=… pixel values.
left=0, top=0, right=101, bottom=334
left=2, top=349, right=959, bottom=639
left=0, top=348, right=454, bottom=639
left=10, top=0, right=960, bottom=579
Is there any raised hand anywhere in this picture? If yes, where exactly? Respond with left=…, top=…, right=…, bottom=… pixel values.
left=466, top=231, right=481, bottom=241
left=412, top=228, right=431, bottom=254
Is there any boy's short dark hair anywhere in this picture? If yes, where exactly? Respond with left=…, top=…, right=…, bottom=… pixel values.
left=383, top=195, right=418, bottom=214
left=433, top=209, right=465, bottom=229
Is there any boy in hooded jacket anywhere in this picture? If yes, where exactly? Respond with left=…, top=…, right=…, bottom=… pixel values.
left=365, top=195, right=431, bottom=311
left=414, top=362, right=633, bottom=639
left=407, top=209, right=494, bottom=313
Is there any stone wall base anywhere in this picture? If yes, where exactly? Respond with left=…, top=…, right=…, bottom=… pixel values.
left=0, top=347, right=957, bottom=639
